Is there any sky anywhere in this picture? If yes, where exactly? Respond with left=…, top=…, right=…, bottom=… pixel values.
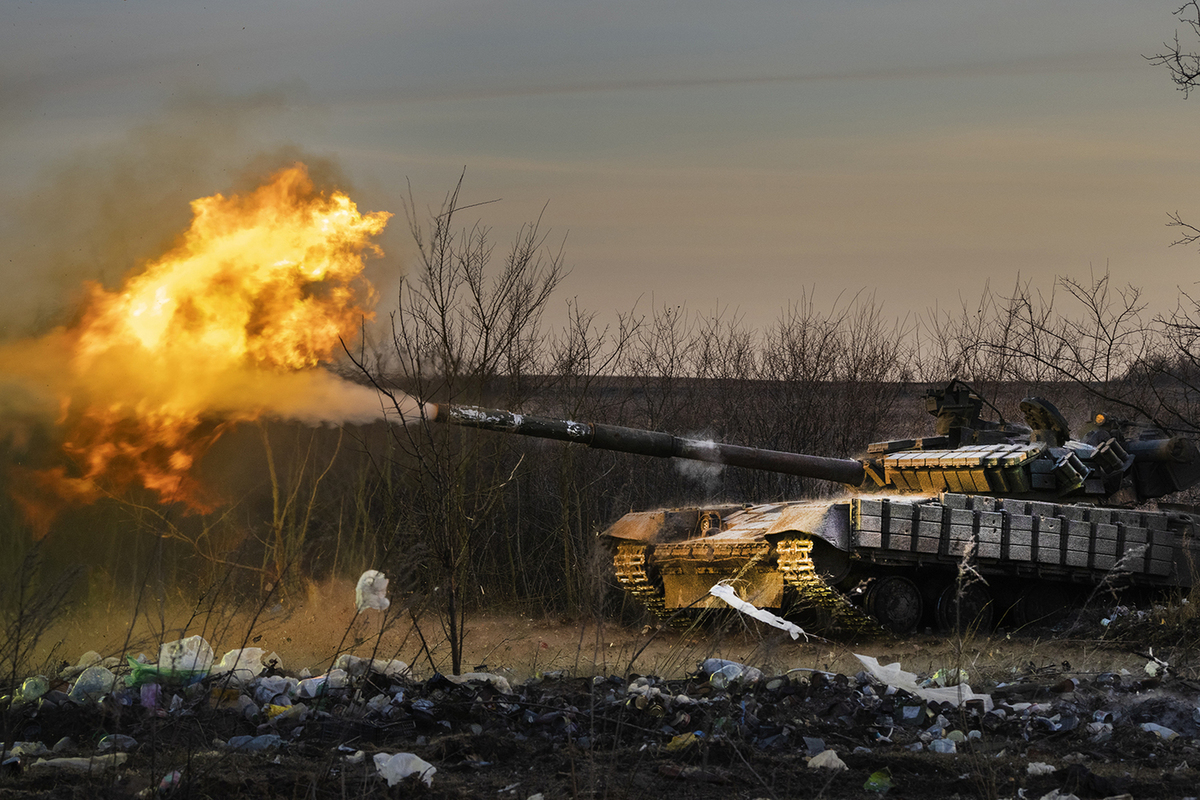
left=3, top=0, right=1199, bottom=339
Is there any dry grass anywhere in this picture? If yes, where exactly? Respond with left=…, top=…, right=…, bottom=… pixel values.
left=5, top=569, right=1176, bottom=699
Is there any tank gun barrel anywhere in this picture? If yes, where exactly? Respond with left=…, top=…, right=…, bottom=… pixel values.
left=432, top=404, right=867, bottom=486
left=1124, top=436, right=1200, bottom=462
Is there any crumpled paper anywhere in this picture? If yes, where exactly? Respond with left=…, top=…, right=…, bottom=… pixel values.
left=855, top=654, right=993, bottom=712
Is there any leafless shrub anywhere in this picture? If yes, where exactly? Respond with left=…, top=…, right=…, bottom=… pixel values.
left=1, top=549, right=78, bottom=696
left=917, top=273, right=1179, bottom=430
left=351, top=173, right=566, bottom=673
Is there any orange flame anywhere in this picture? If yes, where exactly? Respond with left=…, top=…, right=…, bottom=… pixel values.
left=0, top=164, right=392, bottom=534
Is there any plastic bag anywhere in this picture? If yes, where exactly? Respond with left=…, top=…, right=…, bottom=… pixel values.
left=125, top=635, right=216, bottom=688
left=160, top=635, right=214, bottom=672
left=125, top=655, right=207, bottom=688
left=709, top=582, right=808, bottom=640
left=29, top=753, right=128, bottom=773
left=356, top=570, right=390, bottom=611
left=252, top=674, right=298, bottom=704
left=68, top=666, right=116, bottom=704
left=295, top=667, right=348, bottom=699
left=374, top=752, right=435, bottom=787
left=210, top=648, right=266, bottom=683
left=14, top=675, right=49, bottom=707
left=61, top=651, right=103, bottom=680
left=226, top=734, right=283, bottom=752
left=440, top=672, right=512, bottom=695
left=855, top=654, right=993, bottom=712
left=333, top=655, right=408, bottom=680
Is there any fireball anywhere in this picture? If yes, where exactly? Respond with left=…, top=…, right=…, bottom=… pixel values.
left=1, top=164, right=392, bottom=533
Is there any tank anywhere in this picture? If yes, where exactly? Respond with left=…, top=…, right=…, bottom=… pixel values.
left=430, top=381, right=1200, bottom=634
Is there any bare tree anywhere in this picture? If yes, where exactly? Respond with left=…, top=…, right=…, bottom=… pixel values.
left=1151, top=5, right=1200, bottom=262
left=258, top=424, right=344, bottom=595
left=356, top=174, right=565, bottom=674
left=533, top=302, right=640, bottom=611
left=1143, top=291, right=1200, bottom=437
left=620, top=303, right=701, bottom=431
left=757, top=290, right=909, bottom=468
left=1149, top=1, right=1200, bottom=97
left=926, top=273, right=1200, bottom=440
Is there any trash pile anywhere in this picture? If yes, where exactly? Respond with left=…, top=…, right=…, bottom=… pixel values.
left=4, top=635, right=1200, bottom=799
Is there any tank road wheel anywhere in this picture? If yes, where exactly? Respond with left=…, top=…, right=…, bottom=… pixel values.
left=866, top=576, right=923, bottom=635
left=776, top=537, right=883, bottom=634
left=936, top=583, right=994, bottom=633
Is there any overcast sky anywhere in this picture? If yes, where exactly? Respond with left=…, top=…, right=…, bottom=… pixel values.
left=3, top=1, right=1199, bottom=337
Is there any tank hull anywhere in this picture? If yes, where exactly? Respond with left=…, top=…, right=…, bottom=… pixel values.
left=606, top=493, right=1200, bottom=634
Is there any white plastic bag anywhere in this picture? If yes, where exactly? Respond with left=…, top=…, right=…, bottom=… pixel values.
left=356, top=570, right=390, bottom=612
left=709, top=582, right=807, bottom=640
left=333, top=654, right=409, bottom=679
left=159, top=635, right=214, bottom=673
left=210, top=648, right=266, bottom=683
left=296, top=668, right=348, bottom=698
left=855, top=654, right=994, bottom=712
left=374, top=752, right=436, bottom=787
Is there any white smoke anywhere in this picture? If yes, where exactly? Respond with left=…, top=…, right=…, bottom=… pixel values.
left=674, top=437, right=724, bottom=494
left=205, top=369, right=424, bottom=427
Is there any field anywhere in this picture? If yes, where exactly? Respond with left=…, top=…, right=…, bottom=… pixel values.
left=4, top=579, right=1199, bottom=800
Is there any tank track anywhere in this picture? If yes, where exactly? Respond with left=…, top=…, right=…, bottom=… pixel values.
left=613, top=542, right=666, bottom=616
left=616, top=537, right=884, bottom=634
left=775, top=537, right=882, bottom=634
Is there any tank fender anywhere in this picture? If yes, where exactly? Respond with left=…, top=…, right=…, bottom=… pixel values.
left=601, top=510, right=683, bottom=543
left=763, top=501, right=851, bottom=552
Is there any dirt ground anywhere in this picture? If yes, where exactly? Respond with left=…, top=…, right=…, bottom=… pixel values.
left=26, top=578, right=1159, bottom=684
left=4, top=582, right=1200, bottom=799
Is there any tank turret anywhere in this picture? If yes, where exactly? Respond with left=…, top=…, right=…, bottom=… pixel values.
left=863, top=381, right=1200, bottom=505
left=429, top=384, right=1200, bottom=635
